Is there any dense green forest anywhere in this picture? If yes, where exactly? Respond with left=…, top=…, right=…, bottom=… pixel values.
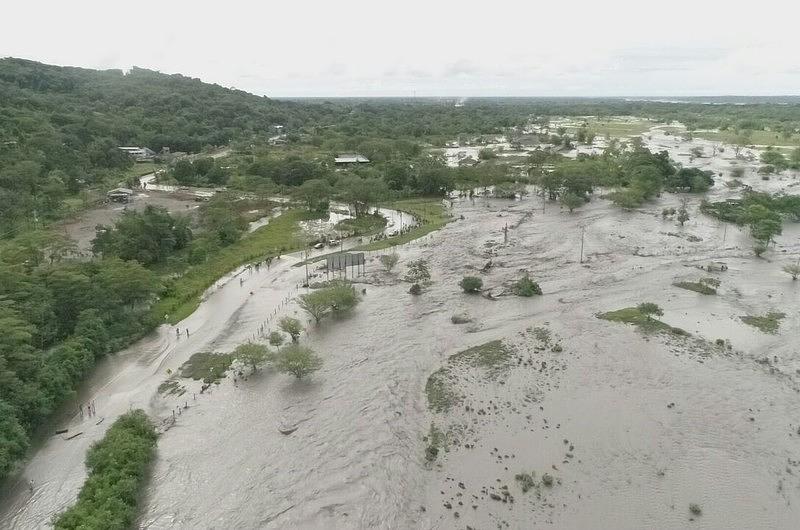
left=3, top=58, right=800, bottom=483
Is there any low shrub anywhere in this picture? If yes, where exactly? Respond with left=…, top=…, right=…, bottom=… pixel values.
left=459, top=276, right=483, bottom=293
left=673, top=281, right=716, bottom=295
left=268, top=331, right=284, bottom=346
left=512, top=275, right=542, bottom=296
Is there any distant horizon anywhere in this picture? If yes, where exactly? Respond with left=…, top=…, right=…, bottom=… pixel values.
left=6, top=56, right=800, bottom=102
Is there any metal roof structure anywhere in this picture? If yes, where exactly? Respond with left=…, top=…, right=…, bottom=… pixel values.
left=334, top=153, right=370, bottom=164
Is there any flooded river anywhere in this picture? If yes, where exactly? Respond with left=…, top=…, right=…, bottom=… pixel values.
left=2, top=128, right=799, bottom=529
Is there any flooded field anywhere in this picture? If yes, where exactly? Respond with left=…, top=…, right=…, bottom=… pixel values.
left=61, top=189, right=202, bottom=253
left=3, top=125, right=800, bottom=529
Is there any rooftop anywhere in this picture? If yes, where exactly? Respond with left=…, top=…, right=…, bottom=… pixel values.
left=334, top=153, right=369, bottom=164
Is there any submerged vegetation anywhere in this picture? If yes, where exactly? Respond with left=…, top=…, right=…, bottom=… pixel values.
left=741, top=312, right=786, bottom=334
left=701, top=192, right=799, bottom=254
left=459, top=276, right=483, bottom=293
left=450, top=340, right=513, bottom=369
left=512, top=275, right=543, bottom=296
left=179, top=352, right=234, bottom=383
left=297, top=281, right=360, bottom=323
left=274, top=345, right=323, bottom=380
left=598, top=304, right=687, bottom=336
left=425, top=340, right=513, bottom=413
left=424, top=423, right=446, bottom=462
left=673, top=278, right=718, bottom=295
left=425, top=368, right=460, bottom=413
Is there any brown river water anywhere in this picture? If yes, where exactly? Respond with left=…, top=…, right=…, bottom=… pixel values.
left=2, top=127, right=799, bottom=529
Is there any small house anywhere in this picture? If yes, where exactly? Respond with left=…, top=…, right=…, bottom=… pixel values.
left=334, top=153, right=370, bottom=165
left=118, top=146, right=156, bottom=162
left=107, top=187, right=134, bottom=203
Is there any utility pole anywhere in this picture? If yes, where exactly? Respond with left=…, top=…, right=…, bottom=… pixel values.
left=579, top=226, right=585, bottom=263
left=304, top=250, right=309, bottom=285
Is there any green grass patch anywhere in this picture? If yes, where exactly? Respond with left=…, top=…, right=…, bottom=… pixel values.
left=154, top=209, right=318, bottom=323
left=424, top=423, right=446, bottom=462
left=121, top=161, right=161, bottom=180
left=450, top=339, right=512, bottom=369
left=334, top=212, right=387, bottom=236
left=355, top=198, right=451, bottom=252
left=598, top=307, right=688, bottom=336
left=157, top=379, right=186, bottom=396
left=673, top=281, right=717, bottom=295
left=53, top=410, right=157, bottom=530
left=296, top=198, right=452, bottom=266
left=741, top=311, right=786, bottom=334
left=424, top=340, right=513, bottom=413
left=425, top=368, right=459, bottom=413
left=179, top=352, right=233, bottom=383
left=532, top=326, right=551, bottom=345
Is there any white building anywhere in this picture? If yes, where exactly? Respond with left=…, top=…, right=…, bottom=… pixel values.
left=118, top=146, right=156, bottom=161
left=334, top=153, right=370, bottom=165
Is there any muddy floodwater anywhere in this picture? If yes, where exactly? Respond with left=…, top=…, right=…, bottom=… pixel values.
left=2, top=127, right=800, bottom=529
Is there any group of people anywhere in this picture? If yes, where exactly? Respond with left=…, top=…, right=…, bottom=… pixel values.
left=175, top=327, right=190, bottom=338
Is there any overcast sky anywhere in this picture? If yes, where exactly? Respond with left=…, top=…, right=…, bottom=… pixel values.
left=3, top=0, right=799, bottom=97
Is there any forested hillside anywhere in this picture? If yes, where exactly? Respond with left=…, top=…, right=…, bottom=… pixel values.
left=0, top=58, right=331, bottom=234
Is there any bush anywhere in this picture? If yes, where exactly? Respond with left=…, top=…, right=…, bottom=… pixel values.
left=409, top=283, right=422, bottom=295
left=274, top=345, right=322, bottom=380
left=279, top=317, right=303, bottom=342
left=478, top=148, right=497, bottom=160
left=512, top=275, right=542, bottom=296
left=179, top=351, right=233, bottom=383
left=404, top=259, right=431, bottom=285
left=459, top=276, right=483, bottom=293
left=379, top=253, right=399, bottom=272
left=297, top=282, right=359, bottom=323
left=233, top=342, right=271, bottom=373
left=515, top=472, right=537, bottom=493
left=268, top=331, right=284, bottom=346
left=54, top=410, right=157, bottom=530
left=636, top=302, right=664, bottom=318
left=673, top=281, right=716, bottom=295
left=560, top=191, right=584, bottom=213
left=610, top=189, right=645, bottom=209
left=783, top=264, right=800, bottom=280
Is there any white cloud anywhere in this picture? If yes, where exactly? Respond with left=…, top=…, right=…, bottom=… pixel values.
left=2, top=0, right=799, bottom=96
